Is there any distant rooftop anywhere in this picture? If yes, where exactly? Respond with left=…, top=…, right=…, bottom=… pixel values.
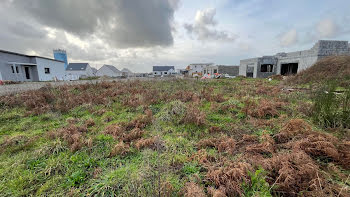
left=189, top=63, right=214, bottom=65
left=103, top=65, right=121, bottom=73
left=0, top=49, right=64, bottom=63
left=153, top=66, right=175, bottom=71
left=121, top=68, right=133, bottom=73
left=67, top=63, right=89, bottom=71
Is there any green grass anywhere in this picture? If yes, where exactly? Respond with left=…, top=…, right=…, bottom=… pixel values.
left=0, top=78, right=349, bottom=196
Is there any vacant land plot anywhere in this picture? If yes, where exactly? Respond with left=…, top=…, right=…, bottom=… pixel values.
left=0, top=78, right=349, bottom=196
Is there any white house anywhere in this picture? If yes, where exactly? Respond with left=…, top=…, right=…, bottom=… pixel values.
left=121, top=68, right=134, bottom=78
left=153, top=66, right=175, bottom=77
left=186, top=63, right=214, bottom=77
left=96, top=65, right=123, bottom=77
left=65, top=63, right=95, bottom=79
left=0, top=49, right=67, bottom=82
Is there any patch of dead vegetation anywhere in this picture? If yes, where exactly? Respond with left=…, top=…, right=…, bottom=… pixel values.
left=109, top=142, right=130, bottom=157
left=135, top=136, right=160, bottom=151
left=48, top=124, right=89, bottom=152
left=184, top=182, right=206, bottom=197
left=206, top=162, right=253, bottom=196
left=182, top=104, right=206, bottom=126
left=197, top=137, right=236, bottom=155
left=194, top=119, right=350, bottom=196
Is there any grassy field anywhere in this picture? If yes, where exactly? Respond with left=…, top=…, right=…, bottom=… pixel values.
left=0, top=78, right=349, bottom=196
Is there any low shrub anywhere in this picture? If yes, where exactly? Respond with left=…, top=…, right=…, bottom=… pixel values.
left=242, top=168, right=272, bottom=197
left=312, top=82, right=350, bottom=128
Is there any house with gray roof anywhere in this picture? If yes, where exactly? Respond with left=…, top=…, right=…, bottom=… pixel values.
left=121, top=68, right=134, bottom=77
left=96, top=65, right=123, bottom=78
left=66, top=63, right=95, bottom=79
left=0, top=49, right=67, bottom=82
left=153, top=66, right=175, bottom=77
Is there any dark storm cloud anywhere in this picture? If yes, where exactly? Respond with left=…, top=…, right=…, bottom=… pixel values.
left=11, top=0, right=179, bottom=48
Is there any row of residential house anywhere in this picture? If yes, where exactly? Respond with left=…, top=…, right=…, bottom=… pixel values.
left=0, top=49, right=136, bottom=82
left=1, top=40, right=348, bottom=82
left=178, top=40, right=350, bottom=79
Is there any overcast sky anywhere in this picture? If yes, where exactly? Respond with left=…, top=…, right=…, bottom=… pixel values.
left=1, top=0, right=350, bottom=72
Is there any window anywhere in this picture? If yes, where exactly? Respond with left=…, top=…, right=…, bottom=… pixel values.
left=214, top=69, right=218, bottom=74
left=154, top=72, right=157, bottom=75
left=16, top=66, right=19, bottom=73
left=164, top=72, right=168, bottom=75
left=261, top=64, right=274, bottom=72
left=11, top=66, right=15, bottom=73
left=45, top=68, right=50, bottom=74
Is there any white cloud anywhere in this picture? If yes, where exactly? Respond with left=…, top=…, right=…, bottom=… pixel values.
left=279, top=29, right=298, bottom=47
left=184, top=8, right=236, bottom=42
left=316, top=18, right=338, bottom=38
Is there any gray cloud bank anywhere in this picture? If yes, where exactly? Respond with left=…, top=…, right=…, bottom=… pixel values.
left=10, top=0, right=179, bottom=48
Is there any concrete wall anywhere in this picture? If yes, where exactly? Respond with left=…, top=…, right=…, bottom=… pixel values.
left=35, top=57, right=66, bottom=81
left=239, top=58, right=259, bottom=78
left=0, top=52, right=33, bottom=81
left=256, top=57, right=278, bottom=78
left=239, top=40, right=350, bottom=78
left=188, top=64, right=213, bottom=76
left=207, top=65, right=239, bottom=76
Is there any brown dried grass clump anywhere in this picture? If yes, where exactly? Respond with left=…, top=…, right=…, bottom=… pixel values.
left=197, top=137, right=236, bottom=155
left=85, top=118, right=95, bottom=127
left=275, top=119, right=312, bottom=143
left=124, top=109, right=153, bottom=130
left=183, top=104, right=206, bottom=126
left=206, top=162, right=253, bottom=196
left=259, top=151, right=336, bottom=196
left=122, top=128, right=145, bottom=142
left=255, top=84, right=281, bottom=96
left=208, top=187, right=226, bottom=197
left=209, top=126, right=224, bottom=134
left=276, top=119, right=350, bottom=169
left=190, top=150, right=217, bottom=167
left=241, top=134, right=259, bottom=143
left=245, top=133, right=275, bottom=155
left=0, top=135, right=38, bottom=153
left=184, top=182, right=206, bottom=197
left=338, top=141, right=350, bottom=168
left=104, top=124, right=124, bottom=139
left=200, top=88, right=227, bottom=103
left=48, top=125, right=89, bottom=152
left=110, top=142, right=130, bottom=157
left=135, top=136, right=159, bottom=150
left=251, top=99, right=283, bottom=119
left=172, top=91, right=200, bottom=103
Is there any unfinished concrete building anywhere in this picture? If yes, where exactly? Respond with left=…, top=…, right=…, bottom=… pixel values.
left=239, top=40, right=350, bottom=78
left=204, top=65, right=240, bottom=76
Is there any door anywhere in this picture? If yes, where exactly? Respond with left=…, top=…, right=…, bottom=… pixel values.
left=24, top=67, right=30, bottom=80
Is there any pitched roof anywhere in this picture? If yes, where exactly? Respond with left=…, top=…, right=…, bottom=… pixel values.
left=121, top=68, right=132, bottom=73
left=103, top=65, right=121, bottom=73
left=67, top=63, right=89, bottom=71
left=0, top=49, right=64, bottom=63
left=153, top=66, right=175, bottom=72
left=91, top=67, right=97, bottom=73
